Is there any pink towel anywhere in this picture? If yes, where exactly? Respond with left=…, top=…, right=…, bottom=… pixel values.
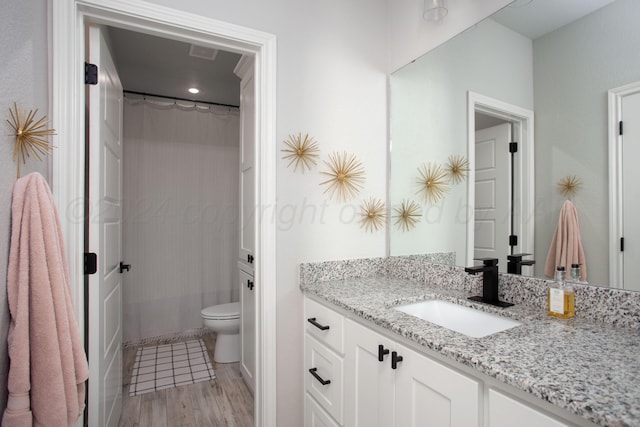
left=3, top=173, right=89, bottom=427
left=544, top=200, right=587, bottom=281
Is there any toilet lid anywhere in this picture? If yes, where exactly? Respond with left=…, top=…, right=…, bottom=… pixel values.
left=201, top=302, right=240, bottom=320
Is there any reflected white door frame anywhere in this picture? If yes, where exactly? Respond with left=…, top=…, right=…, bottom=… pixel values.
left=467, top=92, right=535, bottom=268
left=609, top=81, right=640, bottom=290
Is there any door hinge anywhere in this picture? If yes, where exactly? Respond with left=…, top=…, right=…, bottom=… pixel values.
left=509, top=142, right=518, bottom=153
left=621, top=237, right=625, bottom=252
left=85, top=62, right=98, bottom=85
left=509, top=235, right=518, bottom=246
left=84, top=252, right=97, bottom=275
left=619, top=121, right=624, bottom=136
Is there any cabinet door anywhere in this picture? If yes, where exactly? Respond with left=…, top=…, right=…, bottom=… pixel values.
left=488, top=389, right=570, bottom=427
left=394, top=344, right=480, bottom=427
left=239, top=269, right=255, bottom=393
left=344, top=320, right=395, bottom=427
left=237, top=58, right=255, bottom=267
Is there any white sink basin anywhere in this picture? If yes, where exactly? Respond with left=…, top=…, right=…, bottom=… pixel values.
left=394, top=299, right=521, bottom=338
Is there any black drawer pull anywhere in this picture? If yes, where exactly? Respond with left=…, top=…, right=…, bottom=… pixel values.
left=378, top=345, right=389, bottom=362
left=307, top=317, right=330, bottom=331
left=391, top=351, right=403, bottom=370
left=309, top=368, right=331, bottom=386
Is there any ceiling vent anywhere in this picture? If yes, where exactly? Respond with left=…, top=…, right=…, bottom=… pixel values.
left=189, top=45, right=218, bottom=61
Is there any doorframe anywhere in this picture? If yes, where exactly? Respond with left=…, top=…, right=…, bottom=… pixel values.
left=608, top=81, right=640, bottom=289
left=467, top=92, right=535, bottom=267
left=50, top=1, right=277, bottom=425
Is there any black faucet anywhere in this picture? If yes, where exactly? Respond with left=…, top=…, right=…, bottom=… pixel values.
left=464, top=258, right=514, bottom=308
left=507, top=253, right=535, bottom=275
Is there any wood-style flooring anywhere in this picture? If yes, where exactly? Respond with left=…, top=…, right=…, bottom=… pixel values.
left=118, top=334, right=253, bottom=427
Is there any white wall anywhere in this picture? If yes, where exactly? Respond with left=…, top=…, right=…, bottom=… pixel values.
left=387, top=0, right=511, bottom=72
left=533, top=0, right=640, bottom=285
left=390, top=18, right=533, bottom=264
left=0, top=0, right=50, bottom=416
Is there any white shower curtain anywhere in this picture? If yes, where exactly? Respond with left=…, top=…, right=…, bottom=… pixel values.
left=122, top=98, right=240, bottom=343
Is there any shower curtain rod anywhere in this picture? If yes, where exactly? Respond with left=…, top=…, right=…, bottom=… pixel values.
left=123, top=90, right=239, bottom=109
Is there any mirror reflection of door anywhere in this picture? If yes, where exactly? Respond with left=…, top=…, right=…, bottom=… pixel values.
left=474, top=120, right=511, bottom=272
left=622, top=91, right=640, bottom=290
left=609, top=82, right=640, bottom=290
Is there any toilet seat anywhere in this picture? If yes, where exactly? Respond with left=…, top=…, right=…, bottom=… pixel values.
left=201, top=302, right=240, bottom=320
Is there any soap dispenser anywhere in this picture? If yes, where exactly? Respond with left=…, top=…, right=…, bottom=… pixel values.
left=548, top=266, right=575, bottom=319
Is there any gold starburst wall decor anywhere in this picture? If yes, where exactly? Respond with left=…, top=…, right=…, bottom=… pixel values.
left=319, top=151, right=366, bottom=202
left=557, top=175, right=582, bottom=198
left=393, top=199, right=422, bottom=232
left=359, top=197, right=387, bottom=233
left=281, top=132, right=320, bottom=173
left=445, top=154, right=470, bottom=184
left=416, top=162, right=449, bottom=204
left=6, top=102, right=56, bottom=178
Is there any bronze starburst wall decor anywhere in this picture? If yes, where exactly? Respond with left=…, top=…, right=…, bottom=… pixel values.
left=319, top=151, right=366, bottom=202
left=445, top=154, right=470, bottom=184
left=416, top=162, right=449, bottom=204
left=557, top=175, right=582, bottom=198
left=359, top=197, right=386, bottom=233
left=393, top=199, right=422, bottom=232
left=6, top=102, right=56, bottom=178
left=281, top=132, right=320, bottom=173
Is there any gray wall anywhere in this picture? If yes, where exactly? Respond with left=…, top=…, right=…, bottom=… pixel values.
left=533, top=0, right=640, bottom=285
left=390, top=18, right=533, bottom=264
left=0, top=0, right=49, bottom=415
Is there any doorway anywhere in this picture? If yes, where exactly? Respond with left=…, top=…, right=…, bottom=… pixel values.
left=466, top=92, right=535, bottom=270
left=51, top=1, right=277, bottom=426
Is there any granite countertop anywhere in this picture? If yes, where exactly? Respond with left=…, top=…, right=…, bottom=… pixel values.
left=302, top=276, right=640, bottom=427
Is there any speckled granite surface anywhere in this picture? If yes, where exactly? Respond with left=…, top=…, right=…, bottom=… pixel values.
left=300, top=256, right=640, bottom=427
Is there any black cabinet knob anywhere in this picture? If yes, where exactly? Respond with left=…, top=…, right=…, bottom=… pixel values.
left=378, top=345, right=390, bottom=362
left=391, top=351, right=403, bottom=369
left=119, top=262, right=131, bottom=273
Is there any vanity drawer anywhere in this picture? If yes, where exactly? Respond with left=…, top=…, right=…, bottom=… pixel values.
left=305, top=335, right=344, bottom=425
left=305, top=297, right=344, bottom=354
left=305, top=392, right=341, bottom=427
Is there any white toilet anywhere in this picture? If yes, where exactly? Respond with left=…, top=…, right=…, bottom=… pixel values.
left=201, top=302, right=241, bottom=363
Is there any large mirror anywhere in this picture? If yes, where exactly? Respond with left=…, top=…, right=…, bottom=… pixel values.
left=389, top=0, right=640, bottom=290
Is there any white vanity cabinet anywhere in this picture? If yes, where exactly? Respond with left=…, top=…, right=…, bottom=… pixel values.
left=344, top=319, right=480, bottom=427
left=304, top=296, right=592, bottom=427
left=487, top=389, right=571, bottom=427
left=304, top=298, right=346, bottom=426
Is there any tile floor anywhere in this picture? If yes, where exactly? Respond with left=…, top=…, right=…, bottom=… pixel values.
left=129, top=339, right=216, bottom=396
left=119, top=334, right=253, bottom=426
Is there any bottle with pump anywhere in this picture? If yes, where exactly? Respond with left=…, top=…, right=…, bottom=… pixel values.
left=548, top=266, right=575, bottom=318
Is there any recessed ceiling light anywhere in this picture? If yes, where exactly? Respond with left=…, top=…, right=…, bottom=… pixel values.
left=188, top=88, right=200, bottom=94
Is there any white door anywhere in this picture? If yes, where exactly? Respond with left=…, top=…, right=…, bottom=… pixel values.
left=240, top=268, right=256, bottom=392
left=344, top=320, right=395, bottom=427
left=394, top=344, right=480, bottom=427
left=87, top=25, right=124, bottom=427
left=474, top=123, right=511, bottom=271
left=622, top=91, right=640, bottom=291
